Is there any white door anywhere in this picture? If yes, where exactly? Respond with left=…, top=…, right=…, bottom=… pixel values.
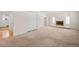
left=27, top=12, right=37, bottom=31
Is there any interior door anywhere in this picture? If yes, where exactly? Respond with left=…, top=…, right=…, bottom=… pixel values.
left=27, top=12, right=37, bottom=31
left=44, top=17, right=48, bottom=26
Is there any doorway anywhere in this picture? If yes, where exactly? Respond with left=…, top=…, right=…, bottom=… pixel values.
left=44, top=17, right=48, bottom=26
left=0, top=11, right=13, bottom=40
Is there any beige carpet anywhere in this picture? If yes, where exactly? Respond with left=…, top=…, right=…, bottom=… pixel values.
left=0, top=27, right=79, bottom=47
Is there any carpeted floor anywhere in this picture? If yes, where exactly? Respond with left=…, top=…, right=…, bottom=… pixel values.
left=0, top=27, right=79, bottom=47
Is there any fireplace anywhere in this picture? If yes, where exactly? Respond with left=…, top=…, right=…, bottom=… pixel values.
left=56, top=21, right=64, bottom=26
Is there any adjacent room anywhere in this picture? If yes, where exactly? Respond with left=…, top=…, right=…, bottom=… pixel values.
left=0, top=11, right=79, bottom=47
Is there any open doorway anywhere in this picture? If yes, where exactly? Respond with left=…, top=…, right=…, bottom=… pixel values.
left=0, top=12, right=13, bottom=40
left=44, top=17, right=48, bottom=26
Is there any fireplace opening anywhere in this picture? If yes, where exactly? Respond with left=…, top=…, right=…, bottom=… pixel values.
left=56, top=21, right=64, bottom=26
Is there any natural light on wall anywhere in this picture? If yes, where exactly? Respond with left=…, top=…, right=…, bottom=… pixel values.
left=66, top=16, right=70, bottom=24
left=52, top=17, right=55, bottom=24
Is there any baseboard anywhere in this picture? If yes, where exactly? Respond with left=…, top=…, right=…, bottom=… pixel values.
left=14, top=29, right=38, bottom=38
left=28, top=29, right=37, bottom=32
left=49, top=26, right=79, bottom=31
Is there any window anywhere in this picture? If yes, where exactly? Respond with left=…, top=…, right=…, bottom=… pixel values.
left=52, top=17, right=55, bottom=24
left=66, top=16, right=70, bottom=24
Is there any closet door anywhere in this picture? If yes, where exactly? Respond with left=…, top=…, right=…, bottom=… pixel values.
left=27, top=12, right=37, bottom=31
left=32, top=13, right=37, bottom=30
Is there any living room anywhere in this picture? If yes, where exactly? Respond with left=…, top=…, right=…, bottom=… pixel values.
left=0, top=11, right=79, bottom=47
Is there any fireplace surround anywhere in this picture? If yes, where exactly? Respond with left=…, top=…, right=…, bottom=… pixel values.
left=56, top=21, right=64, bottom=26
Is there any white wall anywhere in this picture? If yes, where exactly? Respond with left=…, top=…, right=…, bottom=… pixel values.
left=69, top=12, right=79, bottom=30
left=47, top=11, right=79, bottom=30
left=8, top=12, right=14, bottom=31
left=14, top=11, right=45, bottom=36
left=36, top=12, right=47, bottom=28
left=0, top=11, right=79, bottom=36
